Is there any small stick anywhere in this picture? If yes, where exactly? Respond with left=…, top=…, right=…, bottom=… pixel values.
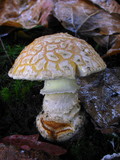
left=0, top=37, right=12, bottom=65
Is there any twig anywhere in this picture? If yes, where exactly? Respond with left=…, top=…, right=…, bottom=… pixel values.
left=0, top=37, right=12, bottom=65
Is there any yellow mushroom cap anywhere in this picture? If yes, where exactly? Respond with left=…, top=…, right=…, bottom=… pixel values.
left=8, top=33, right=106, bottom=80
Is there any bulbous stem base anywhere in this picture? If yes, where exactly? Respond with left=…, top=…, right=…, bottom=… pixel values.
left=36, top=93, right=84, bottom=142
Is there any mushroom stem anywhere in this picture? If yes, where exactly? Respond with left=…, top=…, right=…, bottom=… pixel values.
left=40, top=79, right=79, bottom=94
left=36, top=93, right=84, bottom=141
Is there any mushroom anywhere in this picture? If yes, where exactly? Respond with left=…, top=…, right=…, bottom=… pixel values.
left=8, top=33, right=106, bottom=141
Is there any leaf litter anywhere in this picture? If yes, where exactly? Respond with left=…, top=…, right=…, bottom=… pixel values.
left=53, top=0, right=120, bottom=57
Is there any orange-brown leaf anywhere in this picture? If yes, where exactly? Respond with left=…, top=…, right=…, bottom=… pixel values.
left=0, top=0, right=53, bottom=29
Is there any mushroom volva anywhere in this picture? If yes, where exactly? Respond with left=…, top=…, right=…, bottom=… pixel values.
left=8, top=33, right=106, bottom=141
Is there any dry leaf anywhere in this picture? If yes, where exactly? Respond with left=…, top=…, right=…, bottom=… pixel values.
left=53, top=0, right=120, bottom=35
left=0, top=143, right=61, bottom=160
left=0, top=0, right=53, bottom=29
left=0, top=134, right=67, bottom=156
left=90, top=0, right=120, bottom=14
left=93, top=34, right=120, bottom=57
left=53, top=0, right=120, bottom=56
left=54, top=0, right=99, bottom=33
left=106, top=35, right=120, bottom=57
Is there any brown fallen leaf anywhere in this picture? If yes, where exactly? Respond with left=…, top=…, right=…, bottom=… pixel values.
left=54, top=0, right=99, bottom=33
left=53, top=0, right=120, bottom=56
left=0, top=143, right=61, bottom=160
left=0, top=134, right=67, bottom=156
left=94, top=34, right=120, bottom=58
left=53, top=0, right=120, bottom=36
left=0, top=0, right=53, bottom=29
left=89, top=0, right=120, bottom=14
left=106, top=35, right=120, bottom=57
left=78, top=68, right=120, bottom=133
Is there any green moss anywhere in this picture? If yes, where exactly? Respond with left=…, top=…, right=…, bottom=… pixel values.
left=0, top=42, right=25, bottom=73
left=0, top=87, right=11, bottom=102
left=6, top=44, right=25, bottom=58
left=0, top=81, right=30, bottom=103
left=0, top=41, right=41, bottom=103
left=0, top=43, right=24, bottom=64
left=0, top=39, right=43, bottom=137
left=10, top=80, right=34, bottom=101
